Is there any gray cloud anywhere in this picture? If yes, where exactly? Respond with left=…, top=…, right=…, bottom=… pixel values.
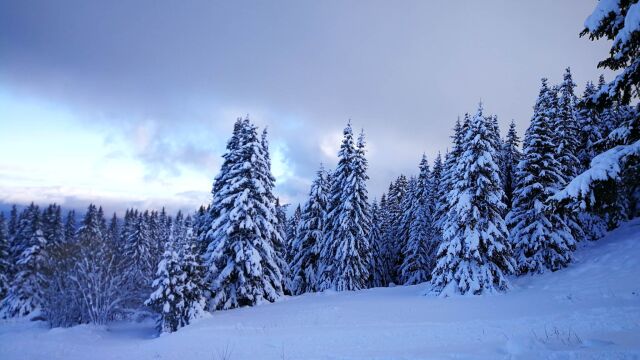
left=0, top=0, right=612, bottom=209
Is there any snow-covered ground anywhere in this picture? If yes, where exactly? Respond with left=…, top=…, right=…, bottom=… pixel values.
left=1, top=220, right=640, bottom=360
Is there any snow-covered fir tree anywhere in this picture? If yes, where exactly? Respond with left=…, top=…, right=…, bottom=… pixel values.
left=42, top=204, right=64, bottom=249
left=180, top=216, right=206, bottom=323
left=430, top=152, right=445, bottom=232
left=553, top=68, right=585, bottom=243
left=122, top=210, right=155, bottom=303
left=64, top=210, right=76, bottom=243
left=435, top=118, right=465, bottom=233
left=400, top=155, right=438, bottom=285
left=259, top=128, right=290, bottom=294
left=317, top=124, right=371, bottom=291
left=431, top=103, right=515, bottom=296
left=382, top=175, right=408, bottom=283
left=290, top=165, right=327, bottom=295
left=500, top=120, right=522, bottom=211
left=286, top=204, right=302, bottom=264
left=554, top=1, right=640, bottom=228
left=368, top=200, right=388, bottom=288
left=508, top=79, right=577, bottom=274
left=108, top=213, right=120, bottom=247
left=576, top=81, right=603, bottom=172
left=396, top=176, right=417, bottom=273
left=204, top=118, right=284, bottom=310
left=1, top=204, right=47, bottom=317
left=193, top=205, right=212, bottom=255
left=374, top=194, right=393, bottom=287
left=0, top=214, right=10, bottom=300
left=146, top=238, right=186, bottom=334
left=70, top=204, right=128, bottom=325
left=8, top=205, right=18, bottom=241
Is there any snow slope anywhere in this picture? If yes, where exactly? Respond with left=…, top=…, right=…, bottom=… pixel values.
left=1, top=220, right=640, bottom=359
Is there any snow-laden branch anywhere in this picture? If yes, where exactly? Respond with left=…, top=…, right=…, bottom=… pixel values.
left=551, top=139, right=640, bottom=204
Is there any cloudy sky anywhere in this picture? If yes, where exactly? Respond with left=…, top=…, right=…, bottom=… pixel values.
left=0, top=0, right=610, bottom=215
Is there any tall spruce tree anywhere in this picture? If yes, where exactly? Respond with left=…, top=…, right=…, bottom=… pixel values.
left=554, top=68, right=585, bottom=242
left=317, top=123, right=371, bottom=291
left=180, top=216, right=206, bottom=322
left=146, top=238, right=186, bottom=334
left=384, top=175, right=408, bottom=283
left=400, top=155, right=438, bottom=285
left=375, top=194, right=394, bottom=286
left=508, top=79, right=577, bottom=274
left=396, top=177, right=417, bottom=274
left=500, top=121, right=522, bottom=211
left=436, top=118, right=465, bottom=232
left=123, top=210, right=155, bottom=303
left=0, top=214, right=10, bottom=300
left=70, top=204, right=127, bottom=325
left=1, top=204, right=47, bottom=317
left=431, top=104, right=515, bottom=295
left=204, top=118, right=284, bottom=310
left=64, top=210, right=76, bottom=243
left=286, top=204, right=302, bottom=263
left=576, top=81, right=603, bottom=171
left=260, top=129, right=290, bottom=294
left=368, top=200, right=388, bottom=288
left=555, top=3, right=640, bottom=229
left=290, top=166, right=327, bottom=295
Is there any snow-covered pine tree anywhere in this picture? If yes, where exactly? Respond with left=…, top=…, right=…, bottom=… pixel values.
left=576, top=81, right=603, bottom=172
left=488, top=115, right=503, bottom=161
left=554, top=68, right=585, bottom=242
left=146, top=238, right=186, bottom=334
left=431, top=103, right=515, bottom=296
left=554, top=1, right=640, bottom=226
left=108, top=213, right=120, bottom=246
left=508, top=79, right=577, bottom=274
left=575, top=80, right=613, bottom=240
left=8, top=205, right=18, bottom=241
left=317, top=124, right=371, bottom=291
left=436, top=118, right=465, bottom=232
left=40, top=204, right=80, bottom=327
left=290, top=165, right=327, bottom=295
left=430, top=152, right=445, bottom=233
left=42, top=204, right=64, bottom=249
left=258, top=125, right=289, bottom=297
left=204, top=118, right=284, bottom=310
left=396, top=176, right=417, bottom=274
left=123, top=210, right=155, bottom=303
left=286, top=204, right=302, bottom=263
left=382, top=175, right=408, bottom=283
left=71, top=204, right=127, bottom=325
left=157, top=208, right=172, bottom=261
left=64, top=210, right=76, bottom=243
left=581, top=1, right=640, bottom=105
left=400, top=155, right=438, bottom=285
left=180, top=216, right=206, bottom=322
left=0, top=214, right=10, bottom=300
left=374, top=194, right=393, bottom=286
left=368, top=200, right=388, bottom=288
left=500, top=121, right=522, bottom=211
left=1, top=204, right=47, bottom=317
left=203, top=118, right=244, bottom=254
left=193, top=205, right=212, bottom=256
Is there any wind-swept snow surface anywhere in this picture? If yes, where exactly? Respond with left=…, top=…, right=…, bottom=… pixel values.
left=2, top=220, right=640, bottom=359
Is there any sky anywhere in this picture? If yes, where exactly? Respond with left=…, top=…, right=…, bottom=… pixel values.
left=0, top=0, right=612, bottom=215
